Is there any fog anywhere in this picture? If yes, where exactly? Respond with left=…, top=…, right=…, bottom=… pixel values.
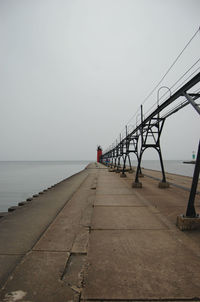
left=0, top=0, right=199, bottom=160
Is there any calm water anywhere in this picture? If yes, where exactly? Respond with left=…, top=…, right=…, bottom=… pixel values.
left=136, top=160, right=195, bottom=177
left=0, top=161, right=89, bottom=212
left=0, top=160, right=196, bottom=212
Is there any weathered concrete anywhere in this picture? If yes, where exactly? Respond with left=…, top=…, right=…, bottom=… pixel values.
left=0, top=170, right=88, bottom=254
left=82, top=165, right=200, bottom=301
left=83, top=229, right=200, bottom=300
left=1, top=251, right=72, bottom=302
left=158, top=181, right=170, bottom=188
left=132, top=181, right=142, bottom=188
left=0, top=166, right=90, bottom=290
left=94, top=194, right=144, bottom=207
left=177, top=214, right=200, bottom=230
left=91, top=206, right=167, bottom=230
left=120, top=172, right=127, bottom=178
left=0, top=163, right=200, bottom=301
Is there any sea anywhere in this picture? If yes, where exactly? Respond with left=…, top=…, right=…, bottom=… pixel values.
left=0, top=161, right=89, bottom=212
left=0, top=160, right=196, bottom=212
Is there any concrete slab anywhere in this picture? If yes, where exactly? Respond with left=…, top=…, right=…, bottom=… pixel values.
left=33, top=203, right=82, bottom=251
left=0, top=167, right=96, bottom=292
left=138, top=193, right=189, bottom=207
left=97, top=176, right=123, bottom=182
left=97, top=180, right=131, bottom=188
left=62, top=253, right=86, bottom=294
left=96, top=186, right=133, bottom=195
left=91, top=207, right=167, bottom=230
left=79, top=201, right=94, bottom=228
left=94, top=194, right=146, bottom=207
left=83, top=230, right=200, bottom=300
left=2, top=163, right=200, bottom=301
left=0, top=255, right=23, bottom=288
left=33, top=176, right=95, bottom=252
left=0, top=251, right=75, bottom=302
left=33, top=220, right=76, bottom=251
left=97, top=175, right=130, bottom=188
left=71, top=228, right=89, bottom=253
left=0, top=170, right=88, bottom=254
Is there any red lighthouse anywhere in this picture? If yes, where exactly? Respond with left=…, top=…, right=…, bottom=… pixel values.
left=97, top=146, right=102, bottom=163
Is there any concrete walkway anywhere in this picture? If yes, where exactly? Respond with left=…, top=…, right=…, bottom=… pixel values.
left=0, top=163, right=200, bottom=301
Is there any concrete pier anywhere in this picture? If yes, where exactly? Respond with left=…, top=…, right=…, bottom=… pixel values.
left=0, top=163, right=200, bottom=301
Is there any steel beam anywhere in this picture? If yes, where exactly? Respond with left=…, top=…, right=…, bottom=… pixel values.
left=182, top=92, right=200, bottom=115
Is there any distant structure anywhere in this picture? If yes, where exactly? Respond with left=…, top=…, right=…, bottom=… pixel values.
left=97, top=146, right=102, bottom=163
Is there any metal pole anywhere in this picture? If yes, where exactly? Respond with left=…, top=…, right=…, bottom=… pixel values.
left=135, top=151, right=143, bottom=183
left=157, top=148, right=167, bottom=183
left=186, top=140, right=200, bottom=217
left=128, top=154, right=132, bottom=170
left=141, top=105, right=143, bottom=145
left=125, top=125, right=128, bottom=152
left=122, top=154, right=127, bottom=174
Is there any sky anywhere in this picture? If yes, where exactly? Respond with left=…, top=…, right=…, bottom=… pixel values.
left=0, top=0, right=200, bottom=161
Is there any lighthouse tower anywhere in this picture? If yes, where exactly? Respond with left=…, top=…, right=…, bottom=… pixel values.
left=97, top=146, right=102, bottom=163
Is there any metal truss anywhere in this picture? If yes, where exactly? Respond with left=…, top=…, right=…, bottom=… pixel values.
left=101, top=71, right=200, bottom=217
left=134, top=111, right=167, bottom=186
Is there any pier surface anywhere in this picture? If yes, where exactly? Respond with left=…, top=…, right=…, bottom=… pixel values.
left=0, top=163, right=200, bottom=301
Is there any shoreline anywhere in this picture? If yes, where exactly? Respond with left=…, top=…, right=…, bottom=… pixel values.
left=0, top=162, right=91, bottom=213
left=1, top=163, right=199, bottom=217
left=0, top=164, right=90, bottom=288
left=0, top=162, right=197, bottom=214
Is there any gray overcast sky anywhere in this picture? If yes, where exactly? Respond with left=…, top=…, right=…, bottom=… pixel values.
left=0, top=0, right=199, bottom=161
